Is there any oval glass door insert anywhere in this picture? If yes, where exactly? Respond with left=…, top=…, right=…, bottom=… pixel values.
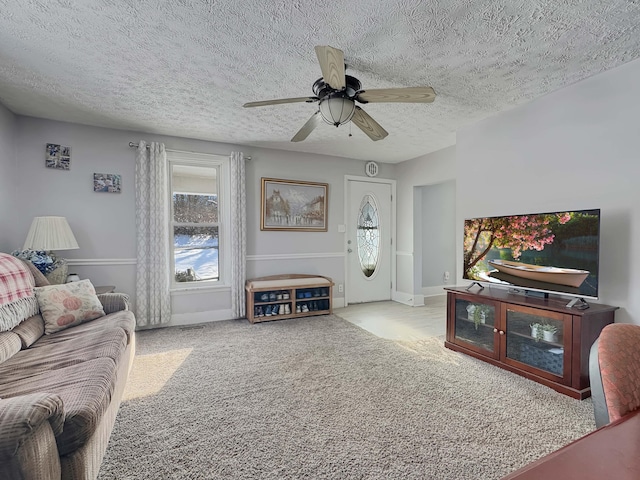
left=357, top=194, right=381, bottom=277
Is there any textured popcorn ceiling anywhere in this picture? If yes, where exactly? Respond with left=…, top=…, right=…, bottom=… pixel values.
left=0, top=1, right=639, bottom=163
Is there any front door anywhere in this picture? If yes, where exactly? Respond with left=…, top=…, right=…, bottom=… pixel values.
left=346, top=179, right=392, bottom=304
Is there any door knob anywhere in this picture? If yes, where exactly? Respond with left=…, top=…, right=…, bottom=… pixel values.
left=347, top=248, right=353, bottom=253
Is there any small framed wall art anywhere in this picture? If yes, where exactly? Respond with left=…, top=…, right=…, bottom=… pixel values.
left=45, top=143, right=70, bottom=170
left=93, top=173, right=122, bottom=193
left=260, top=177, right=328, bottom=231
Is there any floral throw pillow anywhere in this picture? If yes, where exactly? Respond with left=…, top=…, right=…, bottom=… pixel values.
left=34, top=280, right=106, bottom=334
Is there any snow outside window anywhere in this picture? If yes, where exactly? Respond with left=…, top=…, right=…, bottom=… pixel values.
left=169, top=160, right=222, bottom=285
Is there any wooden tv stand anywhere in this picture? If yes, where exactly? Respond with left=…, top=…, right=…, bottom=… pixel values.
left=444, top=287, right=617, bottom=399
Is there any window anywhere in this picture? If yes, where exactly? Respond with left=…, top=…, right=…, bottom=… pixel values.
left=168, top=153, right=230, bottom=287
left=356, top=194, right=381, bottom=278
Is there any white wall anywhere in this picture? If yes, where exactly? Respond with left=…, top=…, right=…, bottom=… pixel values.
left=394, top=146, right=456, bottom=304
left=0, top=103, right=16, bottom=251
left=9, top=115, right=392, bottom=324
left=421, top=180, right=456, bottom=295
left=457, top=57, right=640, bottom=324
left=245, top=148, right=395, bottom=293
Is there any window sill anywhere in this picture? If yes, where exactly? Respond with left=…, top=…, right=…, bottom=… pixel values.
left=170, top=284, right=231, bottom=295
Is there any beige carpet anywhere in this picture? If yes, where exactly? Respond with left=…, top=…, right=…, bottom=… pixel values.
left=99, top=314, right=595, bottom=479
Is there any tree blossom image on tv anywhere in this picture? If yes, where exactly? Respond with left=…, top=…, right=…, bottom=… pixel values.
left=464, top=213, right=571, bottom=277
left=463, top=211, right=600, bottom=297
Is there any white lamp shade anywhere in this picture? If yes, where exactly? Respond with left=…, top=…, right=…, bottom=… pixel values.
left=23, top=216, right=79, bottom=251
left=319, top=95, right=356, bottom=126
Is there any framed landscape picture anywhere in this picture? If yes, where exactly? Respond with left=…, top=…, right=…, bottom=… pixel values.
left=260, top=178, right=328, bottom=231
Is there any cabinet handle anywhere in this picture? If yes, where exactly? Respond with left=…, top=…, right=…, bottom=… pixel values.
left=493, top=328, right=498, bottom=333
left=499, top=330, right=505, bottom=335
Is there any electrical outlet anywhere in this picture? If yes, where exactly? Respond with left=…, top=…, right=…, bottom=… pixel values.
left=338, top=284, right=344, bottom=293
left=443, top=271, right=450, bottom=283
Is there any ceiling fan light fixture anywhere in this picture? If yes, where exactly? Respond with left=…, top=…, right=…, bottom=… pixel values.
left=319, top=94, right=355, bottom=126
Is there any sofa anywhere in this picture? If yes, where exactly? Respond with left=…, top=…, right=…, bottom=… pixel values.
left=0, top=253, right=135, bottom=479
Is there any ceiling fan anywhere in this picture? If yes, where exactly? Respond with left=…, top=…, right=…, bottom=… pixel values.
left=243, top=45, right=436, bottom=142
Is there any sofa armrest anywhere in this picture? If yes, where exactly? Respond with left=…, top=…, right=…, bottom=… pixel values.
left=0, top=393, right=64, bottom=479
left=97, top=292, right=130, bottom=313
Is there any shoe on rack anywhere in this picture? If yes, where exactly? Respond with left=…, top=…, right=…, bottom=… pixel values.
left=284, top=304, right=291, bottom=314
left=304, top=291, right=312, bottom=298
left=301, top=304, right=309, bottom=313
left=269, top=292, right=276, bottom=301
left=279, top=304, right=285, bottom=315
left=260, top=293, right=269, bottom=302
left=283, top=293, right=290, bottom=300
left=296, top=305, right=301, bottom=313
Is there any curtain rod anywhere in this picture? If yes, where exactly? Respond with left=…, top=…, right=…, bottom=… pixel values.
left=128, top=142, right=251, bottom=160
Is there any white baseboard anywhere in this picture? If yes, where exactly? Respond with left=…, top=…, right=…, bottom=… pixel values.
left=171, top=298, right=345, bottom=326
left=391, top=290, right=425, bottom=307
left=422, top=286, right=448, bottom=297
left=170, top=309, right=234, bottom=326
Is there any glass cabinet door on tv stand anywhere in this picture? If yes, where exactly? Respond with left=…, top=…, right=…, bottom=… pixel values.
left=450, top=294, right=500, bottom=359
left=502, top=304, right=572, bottom=384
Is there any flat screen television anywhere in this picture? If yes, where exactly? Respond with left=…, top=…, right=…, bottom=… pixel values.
left=463, top=209, right=600, bottom=299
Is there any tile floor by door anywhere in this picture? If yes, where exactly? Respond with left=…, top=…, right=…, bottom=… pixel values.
left=335, top=295, right=447, bottom=341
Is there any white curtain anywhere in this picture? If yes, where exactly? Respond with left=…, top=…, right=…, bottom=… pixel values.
left=135, top=141, right=171, bottom=327
left=230, top=151, right=246, bottom=319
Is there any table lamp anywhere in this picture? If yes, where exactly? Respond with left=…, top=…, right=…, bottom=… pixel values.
left=23, top=216, right=79, bottom=284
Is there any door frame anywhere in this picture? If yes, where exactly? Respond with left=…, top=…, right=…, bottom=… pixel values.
left=343, top=175, right=396, bottom=307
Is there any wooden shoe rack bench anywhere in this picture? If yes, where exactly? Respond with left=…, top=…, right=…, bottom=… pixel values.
left=245, top=274, right=334, bottom=323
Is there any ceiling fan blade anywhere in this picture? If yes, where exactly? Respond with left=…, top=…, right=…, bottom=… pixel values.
left=314, top=45, right=346, bottom=90
left=291, top=111, right=323, bottom=142
left=243, top=97, right=318, bottom=108
left=356, top=87, right=436, bottom=103
left=351, top=107, right=389, bottom=141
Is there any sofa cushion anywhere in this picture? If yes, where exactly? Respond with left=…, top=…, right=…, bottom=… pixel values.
left=56, top=310, right=136, bottom=343
left=0, top=331, right=21, bottom=364
left=0, top=328, right=128, bottom=378
left=34, top=280, right=105, bottom=334
left=11, top=314, right=45, bottom=348
left=0, top=357, right=119, bottom=456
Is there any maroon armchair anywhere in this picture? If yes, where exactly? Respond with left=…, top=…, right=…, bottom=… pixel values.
left=589, top=323, right=640, bottom=428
